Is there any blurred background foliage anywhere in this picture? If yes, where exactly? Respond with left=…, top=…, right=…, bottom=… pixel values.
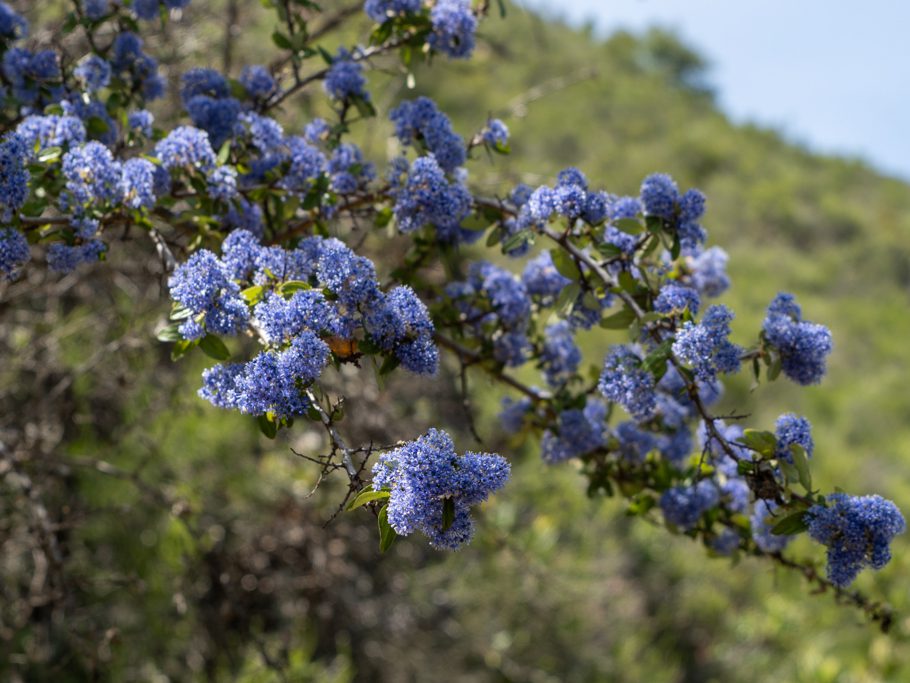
left=3, top=1, right=910, bottom=681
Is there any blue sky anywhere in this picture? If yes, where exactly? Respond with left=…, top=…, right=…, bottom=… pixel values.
left=519, top=0, right=910, bottom=180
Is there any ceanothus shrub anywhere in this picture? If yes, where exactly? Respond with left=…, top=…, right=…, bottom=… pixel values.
left=0, top=0, right=902, bottom=630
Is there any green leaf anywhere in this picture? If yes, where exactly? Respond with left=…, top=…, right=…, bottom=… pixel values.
left=216, top=139, right=232, bottom=166
left=36, top=146, right=62, bottom=163
left=461, top=212, right=493, bottom=232
left=442, top=497, right=456, bottom=531
left=378, top=505, right=397, bottom=552
left=626, top=494, right=655, bottom=516
left=170, top=305, right=193, bottom=321
left=378, top=354, right=401, bottom=376
left=737, top=460, right=754, bottom=476
left=199, top=334, right=230, bottom=361
left=279, top=280, right=312, bottom=296
left=642, top=341, right=672, bottom=379
left=599, top=307, right=636, bottom=330
left=86, top=116, right=109, bottom=136
left=613, top=217, right=643, bottom=234
left=770, top=510, right=808, bottom=536
left=257, top=414, right=278, bottom=439
left=272, top=30, right=293, bottom=49
left=501, top=229, right=533, bottom=253
left=170, top=339, right=194, bottom=361
left=375, top=206, right=394, bottom=228
left=554, top=282, right=581, bottom=317
left=352, top=95, right=377, bottom=119
left=551, top=249, right=581, bottom=280
left=790, top=444, right=812, bottom=492
left=670, top=232, right=682, bottom=260
left=767, top=353, right=782, bottom=381
left=156, top=323, right=182, bottom=343
left=740, top=429, right=778, bottom=458
left=617, top=270, right=638, bottom=294
left=240, top=284, right=265, bottom=304
left=346, top=487, right=391, bottom=511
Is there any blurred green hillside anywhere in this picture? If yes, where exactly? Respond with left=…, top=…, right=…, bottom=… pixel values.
left=7, top=2, right=910, bottom=681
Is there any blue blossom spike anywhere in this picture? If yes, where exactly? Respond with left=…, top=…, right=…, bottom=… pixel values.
left=654, top=283, right=700, bottom=316
left=672, top=304, right=741, bottom=383
left=324, top=49, right=369, bottom=102
left=775, top=413, right=814, bottom=461
left=0, top=133, right=29, bottom=221
left=0, top=227, right=29, bottom=280
left=364, top=0, right=420, bottom=23
left=762, top=292, right=833, bottom=385
left=806, top=493, right=905, bottom=587
left=372, top=429, right=509, bottom=549
left=390, top=97, right=466, bottom=173
left=598, top=346, right=657, bottom=421
left=541, top=400, right=607, bottom=463
left=640, top=173, right=679, bottom=219
left=481, top=118, right=508, bottom=147
left=428, top=0, right=477, bottom=59
left=240, top=65, right=276, bottom=99
left=660, top=480, right=719, bottom=530
left=541, top=320, right=581, bottom=387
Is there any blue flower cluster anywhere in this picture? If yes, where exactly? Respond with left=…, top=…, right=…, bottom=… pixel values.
left=806, top=493, right=905, bottom=587
left=133, top=0, right=191, bottom=20
left=328, top=143, right=375, bottom=195
left=428, top=0, right=477, bottom=59
left=83, top=0, right=109, bottom=20
left=0, top=133, right=29, bottom=222
left=762, top=293, right=833, bottom=385
left=47, top=240, right=106, bottom=273
left=392, top=155, right=472, bottom=242
left=598, top=346, right=657, bottom=421
left=3, top=48, right=63, bottom=107
left=541, top=399, right=607, bottom=463
left=0, top=2, right=27, bottom=42
left=154, top=125, right=216, bottom=176
left=639, top=173, right=708, bottom=248
left=176, top=230, right=440, bottom=415
left=110, top=32, right=165, bottom=100
left=481, top=118, right=509, bottom=147
left=61, top=142, right=123, bottom=210
left=180, top=68, right=241, bottom=148
left=390, top=97, right=466, bottom=173
left=128, top=110, right=154, bottom=138
left=660, top=480, right=720, bottom=530
left=516, top=167, right=610, bottom=229
left=687, top=245, right=730, bottom=297
left=240, top=65, right=277, bottom=100
left=774, top=413, right=813, bottom=461
left=446, top=261, right=532, bottom=367
left=0, top=227, right=29, bottom=280
left=654, top=282, right=700, bottom=316
left=671, top=304, right=741, bottom=383
left=499, top=395, right=533, bottom=433
left=324, top=49, right=369, bottom=103
left=74, top=55, right=111, bottom=92
left=17, top=115, right=86, bottom=155
left=372, top=428, right=510, bottom=549
left=520, top=250, right=570, bottom=304
left=540, top=320, right=582, bottom=386
left=169, top=250, right=250, bottom=339
left=364, top=0, right=421, bottom=23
